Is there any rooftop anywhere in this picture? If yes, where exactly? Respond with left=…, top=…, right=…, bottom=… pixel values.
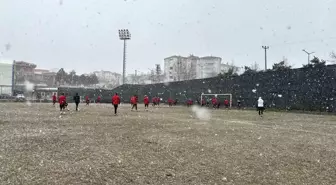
left=0, top=60, right=14, bottom=65
left=200, top=56, right=222, bottom=60
left=14, top=61, right=37, bottom=68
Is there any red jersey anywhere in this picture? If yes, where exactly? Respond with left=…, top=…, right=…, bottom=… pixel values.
left=59, top=95, right=66, bottom=104
left=85, top=96, right=89, bottom=101
left=112, top=95, right=120, bottom=105
left=144, top=96, right=149, bottom=104
left=130, top=96, right=137, bottom=104
left=97, top=96, right=101, bottom=101
left=224, top=99, right=229, bottom=105
left=211, top=98, right=217, bottom=105
left=52, top=95, right=56, bottom=101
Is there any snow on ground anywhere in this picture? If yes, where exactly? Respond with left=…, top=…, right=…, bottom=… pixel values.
left=0, top=103, right=336, bottom=184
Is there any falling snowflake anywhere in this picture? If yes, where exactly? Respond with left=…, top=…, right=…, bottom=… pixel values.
left=4, top=43, right=11, bottom=51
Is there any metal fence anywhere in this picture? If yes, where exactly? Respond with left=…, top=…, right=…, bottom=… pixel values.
left=57, top=87, right=115, bottom=103
left=111, top=65, right=336, bottom=112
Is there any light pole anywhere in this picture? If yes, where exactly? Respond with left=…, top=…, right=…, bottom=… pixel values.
left=302, top=49, right=315, bottom=64
left=118, top=29, right=131, bottom=85
left=262, top=46, right=269, bottom=70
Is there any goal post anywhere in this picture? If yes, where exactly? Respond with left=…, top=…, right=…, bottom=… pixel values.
left=201, top=93, right=232, bottom=108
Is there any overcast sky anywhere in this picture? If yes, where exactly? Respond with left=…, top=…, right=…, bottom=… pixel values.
left=0, top=0, right=335, bottom=74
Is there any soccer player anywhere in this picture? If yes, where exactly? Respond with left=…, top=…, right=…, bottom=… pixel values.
left=257, top=97, right=265, bottom=117
left=73, top=93, right=80, bottom=111
left=201, top=98, right=206, bottom=107
left=157, top=97, right=161, bottom=106
left=131, top=95, right=138, bottom=111
left=237, top=100, right=241, bottom=109
left=52, top=93, right=57, bottom=106
left=85, top=95, right=90, bottom=105
left=144, top=95, right=149, bottom=110
left=211, top=96, right=218, bottom=109
left=58, top=93, right=66, bottom=114
left=224, top=99, right=229, bottom=109
left=97, top=96, right=101, bottom=103
left=187, top=99, right=193, bottom=107
left=152, top=97, right=157, bottom=107
left=112, top=93, right=120, bottom=115
left=167, top=98, right=173, bottom=107
left=174, top=99, right=178, bottom=106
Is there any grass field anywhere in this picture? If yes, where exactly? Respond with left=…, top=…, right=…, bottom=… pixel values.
left=1, top=103, right=336, bottom=185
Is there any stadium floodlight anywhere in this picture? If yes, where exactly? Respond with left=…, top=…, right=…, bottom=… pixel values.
left=262, top=46, right=269, bottom=70
left=201, top=93, right=232, bottom=108
left=118, top=29, right=131, bottom=85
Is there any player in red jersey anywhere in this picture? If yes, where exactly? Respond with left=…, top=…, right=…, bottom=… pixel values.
left=152, top=97, right=157, bottom=107
left=224, top=99, right=229, bottom=109
left=112, top=93, right=120, bottom=115
left=58, top=93, right=66, bottom=114
left=201, top=98, right=206, bottom=107
left=186, top=99, right=193, bottom=107
left=144, top=95, right=149, bottom=110
left=97, top=96, right=101, bottom=103
left=131, top=95, right=138, bottom=111
left=211, top=96, right=218, bottom=109
left=52, top=93, right=57, bottom=106
left=85, top=96, right=90, bottom=105
left=167, top=98, right=173, bottom=107
left=157, top=97, right=161, bottom=106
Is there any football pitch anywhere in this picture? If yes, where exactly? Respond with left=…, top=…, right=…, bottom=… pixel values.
left=1, top=103, right=336, bottom=184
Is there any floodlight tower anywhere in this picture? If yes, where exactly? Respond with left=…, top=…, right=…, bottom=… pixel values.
left=262, top=46, right=269, bottom=70
left=118, top=29, right=131, bottom=85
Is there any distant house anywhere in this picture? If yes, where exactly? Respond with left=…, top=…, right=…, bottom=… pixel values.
left=0, top=60, right=14, bottom=95
left=93, top=70, right=122, bottom=87
left=164, top=55, right=236, bottom=82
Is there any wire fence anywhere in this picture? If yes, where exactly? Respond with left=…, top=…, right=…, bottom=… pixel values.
left=112, top=65, right=336, bottom=112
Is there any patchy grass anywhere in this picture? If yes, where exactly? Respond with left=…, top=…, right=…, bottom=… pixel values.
left=0, top=103, right=336, bottom=184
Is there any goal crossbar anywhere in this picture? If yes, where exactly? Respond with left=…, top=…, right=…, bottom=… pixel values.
left=201, top=93, right=232, bottom=107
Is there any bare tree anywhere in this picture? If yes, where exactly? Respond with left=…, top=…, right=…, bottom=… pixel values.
left=251, top=61, right=260, bottom=71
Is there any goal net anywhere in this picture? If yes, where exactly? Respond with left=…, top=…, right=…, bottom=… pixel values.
left=200, top=93, right=232, bottom=108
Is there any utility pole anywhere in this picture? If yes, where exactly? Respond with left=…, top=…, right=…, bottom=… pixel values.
left=302, top=49, right=315, bottom=64
left=262, top=46, right=269, bottom=70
